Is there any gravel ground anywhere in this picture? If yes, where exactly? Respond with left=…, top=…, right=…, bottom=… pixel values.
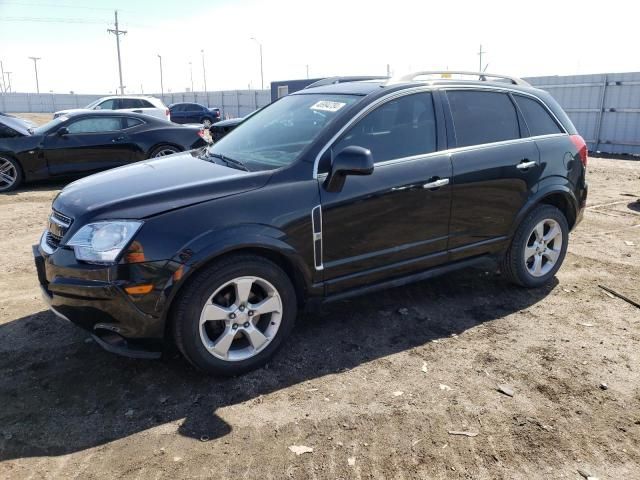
left=0, top=141, right=638, bottom=478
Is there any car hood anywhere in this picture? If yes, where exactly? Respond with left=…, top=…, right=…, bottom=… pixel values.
left=53, top=150, right=271, bottom=222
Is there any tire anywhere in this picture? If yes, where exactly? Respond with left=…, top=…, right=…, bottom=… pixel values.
left=200, top=117, right=213, bottom=128
left=172, top=254, right=297, bottom=376
left=501, top=204, right=569, bottom=288
left=149, top=145, right=181, bottom=158
left=0, top=155, right=23, bottom=193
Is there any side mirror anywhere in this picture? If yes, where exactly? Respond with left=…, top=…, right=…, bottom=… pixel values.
left=325, top=146, right=374, bottom=192
left=57, top=127, right=69, bottom=136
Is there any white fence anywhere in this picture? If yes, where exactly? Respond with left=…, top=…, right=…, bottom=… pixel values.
left=0, top=90, right=271, bottom=119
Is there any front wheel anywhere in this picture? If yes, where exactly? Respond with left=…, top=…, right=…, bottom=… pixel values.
left=0, top=155, right=23, bottom=193
left=172, top=255, right=297, bottom=376
left=501, top=204, right=569, bottom=288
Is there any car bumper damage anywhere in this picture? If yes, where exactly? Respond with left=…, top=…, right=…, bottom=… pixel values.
left=33, top=244, right=176, bottom=359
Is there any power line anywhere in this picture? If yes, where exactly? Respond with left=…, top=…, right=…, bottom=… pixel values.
left=0, top=16, right=109, bottom=24
left=107, top=10, right=127, bottom=95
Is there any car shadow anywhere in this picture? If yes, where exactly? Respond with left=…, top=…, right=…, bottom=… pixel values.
left=0, top=263, right=558, bottom=461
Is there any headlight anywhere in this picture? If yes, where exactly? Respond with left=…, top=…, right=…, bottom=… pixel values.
left=66, top=221, right=143, bottom=263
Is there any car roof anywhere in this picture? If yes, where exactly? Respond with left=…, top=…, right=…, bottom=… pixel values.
left=295, top=75, right=546, bottom=97
left=61, top=110, right=162, bottom=121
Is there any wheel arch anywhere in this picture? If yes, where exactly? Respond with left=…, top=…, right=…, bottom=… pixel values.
left=161, top=239, right=313, bottom=341
left=510, top=185, right=579, bottom=240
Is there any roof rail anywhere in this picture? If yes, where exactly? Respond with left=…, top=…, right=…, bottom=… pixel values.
left=387, top=70, right=530, bottom=86
left=304, top=75, right=389, bottom=89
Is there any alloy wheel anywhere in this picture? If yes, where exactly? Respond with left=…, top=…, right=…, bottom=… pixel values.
left=153, top=147, right=179, bottom=157
left=524, top=218, right=563, bottom=277
left=202, top=118, right=212, bottom=128
left=199, top=276, right=283, bottom=361
left=0, top=158, right=17, bottom=190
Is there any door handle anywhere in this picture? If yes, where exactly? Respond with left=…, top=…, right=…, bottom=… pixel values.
left=132, top=110, right=142, bottom=113
left=422, top=178, right=449, bottom=189
left=112, top=136, right=125, bottom=143
left=516, top=159, right=537, bottom=170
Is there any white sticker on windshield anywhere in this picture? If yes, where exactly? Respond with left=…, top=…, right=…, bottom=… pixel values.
left=59, top=116, right=69, bottom=122
left=310, top=100, right=346, bottom=113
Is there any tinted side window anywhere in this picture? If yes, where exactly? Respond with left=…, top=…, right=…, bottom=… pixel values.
left=333, top=92, right=437, bottom=164
left=67, top=117, right=123, bottom=133
left=125, top=117, right=144, bottom=128
left=170, top=104, right=184, bottom=112
left=140, top=100, right=155, bottom=108
left=120, top=99, right=143, bottom=109
left=514, top=95, right=562, bottom=137
left=447, top=91, right=519, bottom=147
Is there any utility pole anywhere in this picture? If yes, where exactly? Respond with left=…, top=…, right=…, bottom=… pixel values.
left=306, top=64, right=309, bottom=79
left=250, top=37, right=264, bottom=90
left=386, top=64, right=391, bottom=77
left=157, top=54, right=164, bottom=99
left=200, top=50, right=207, bottom=92
left=28, top=56, right=41, bottom=93
left=4, top=72, right=12, bottom=93
left=189, top=61, right=194, bottom=92
left=0, top=61, right=6, bottom=93
left=108, top=10, right=127, bottom=95
left=478, top=44, right=486, bottom=72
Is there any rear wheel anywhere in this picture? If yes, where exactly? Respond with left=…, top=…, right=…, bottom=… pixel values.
left=501, top=204, right=569, bottom=287
left=201, top=117, right=213, bottom=128
left=149, top=145, right=180, bottom=158
left=172, top=255, right=297, bottom=376
left=0, top=156, right=22, bottom=193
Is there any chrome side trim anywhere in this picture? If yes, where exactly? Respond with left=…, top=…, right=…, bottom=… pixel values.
left=311, top=205, right=323, bottom=271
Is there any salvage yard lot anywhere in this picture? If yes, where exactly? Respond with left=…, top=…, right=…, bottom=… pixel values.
left=0, top=153, right=638, bottom=478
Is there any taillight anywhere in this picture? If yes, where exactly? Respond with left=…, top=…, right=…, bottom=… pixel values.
left=215, top=110, right=220, bottom=118
left=165, top=109, right=170, bottom=117
left=570, top=134, right=588, bottom=167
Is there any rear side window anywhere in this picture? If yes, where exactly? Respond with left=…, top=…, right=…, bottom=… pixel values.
left=120, top=99, right=145, bottom=109
left=125, top=117, right=144, bottom=128
left=333, top=92, right=437, bottom=164
left=140, top=100, right=155, bottom=108
left=447, top=91, right=519, bottom=147
left=514, top=95, right=562, bottom=137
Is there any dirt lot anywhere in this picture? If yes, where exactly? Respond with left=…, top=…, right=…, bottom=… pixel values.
left=0, top=146, right=639, bottom=478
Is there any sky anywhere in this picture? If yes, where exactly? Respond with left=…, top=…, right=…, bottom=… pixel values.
left=0, top=0, right=638, bottom=94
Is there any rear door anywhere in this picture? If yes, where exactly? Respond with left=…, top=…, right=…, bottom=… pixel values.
left=43, top=115, right=134, bottom=175
left=319, top=91, right=453, bottom=293
left=444, top=89, right=541, bottom=258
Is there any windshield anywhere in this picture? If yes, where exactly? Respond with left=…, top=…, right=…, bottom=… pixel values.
left=85, top=99, right=101, bottom=109
left=33, top=116, right=68, bottom=135
left=207, top=93, right=360, bottom=170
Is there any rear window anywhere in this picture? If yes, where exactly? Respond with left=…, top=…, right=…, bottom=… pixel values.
left=514, top=95, right=563, bottom=137
left=447, top=90, right=520, bottom=147
left=125, top=117, right=144, bottom=128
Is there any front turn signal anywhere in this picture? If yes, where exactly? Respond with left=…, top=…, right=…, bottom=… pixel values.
left=124, top=284, right=154, bottom=295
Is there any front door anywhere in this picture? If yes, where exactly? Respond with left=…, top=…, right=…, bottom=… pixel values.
left=44, top=115, right=134, bottom=175
left=318, top=91, right=453, bottom=294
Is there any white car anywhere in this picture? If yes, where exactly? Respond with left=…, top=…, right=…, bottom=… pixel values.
left=53, top=96, right=170, bottom=121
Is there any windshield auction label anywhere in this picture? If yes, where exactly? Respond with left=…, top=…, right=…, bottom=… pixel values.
left=310, top=100, right=346, bottom=112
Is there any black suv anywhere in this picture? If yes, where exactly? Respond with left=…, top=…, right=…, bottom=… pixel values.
left=34, top=71, right=588, bottom=375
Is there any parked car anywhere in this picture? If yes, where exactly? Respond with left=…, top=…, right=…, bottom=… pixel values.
left=169, top=103, right=221, bottom=127
left=0, top=110, right=205, bottom=191
left=34, top=71, right=588, bottom=375
left=53, top=95, right=170, bottom=122
left=0, top=112, right=36, bottom=138
left=209, top=107, right=262, bottom=142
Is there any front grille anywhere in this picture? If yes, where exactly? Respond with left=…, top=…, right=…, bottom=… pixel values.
left=45, top=209, right=73, bottom=251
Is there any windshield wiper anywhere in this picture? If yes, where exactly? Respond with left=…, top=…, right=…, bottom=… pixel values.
left=203, top=150, right=250, bottom=172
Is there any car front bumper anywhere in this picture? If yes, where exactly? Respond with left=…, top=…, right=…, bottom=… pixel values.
left=33, top=243, right=178, bottom=359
